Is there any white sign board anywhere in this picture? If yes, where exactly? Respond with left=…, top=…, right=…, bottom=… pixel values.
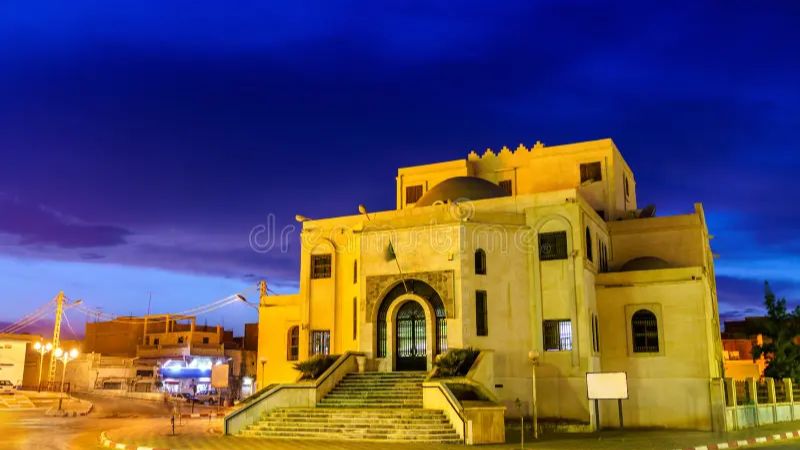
left=586, top=372, right=628, bottom=400
left=211, top=364, right=229, bottom=389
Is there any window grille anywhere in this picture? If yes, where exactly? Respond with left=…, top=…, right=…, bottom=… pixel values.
left=539, top=231, right=568, bottom=261
left=580, top=162, right=602, bottom=183
left=311, top=254, right=331, bottom=279
left=631, top=310, right=659, bottom=353
left=287, top=326, right=299, bottom=361
left=499, top=180, right=512, bottom=196
left=543, top=319, right=572, bottom=351
left=405, top=185, right=423, bottom=204
left=310, top=330, right=330, bottom=356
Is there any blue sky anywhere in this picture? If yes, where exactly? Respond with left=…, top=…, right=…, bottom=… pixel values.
left=0, top=1, right=798, bottom=334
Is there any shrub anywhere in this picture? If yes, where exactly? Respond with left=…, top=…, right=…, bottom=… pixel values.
left=433, top=347, right=480, bottom=378
left=293, top=354, right=340, bottom=380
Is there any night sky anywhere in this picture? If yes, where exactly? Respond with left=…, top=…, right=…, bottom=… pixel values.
left=1, top=1, right=798, bottom=335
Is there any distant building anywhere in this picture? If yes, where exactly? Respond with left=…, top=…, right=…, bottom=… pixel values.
left=721, top=317, right=770, bottom=380
left=78, top=315, right=254, bottom=398
left=0, top=333, right=43, bottom=387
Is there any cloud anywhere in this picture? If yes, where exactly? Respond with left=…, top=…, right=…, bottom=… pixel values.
left=0, top=196, right=131, bottom=248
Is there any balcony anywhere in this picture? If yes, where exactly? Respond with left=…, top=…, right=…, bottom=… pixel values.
left=136, top=343, right=224, bottom=359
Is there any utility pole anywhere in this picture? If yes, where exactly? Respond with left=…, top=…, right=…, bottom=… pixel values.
left=47, top=291, right=65, bottom=384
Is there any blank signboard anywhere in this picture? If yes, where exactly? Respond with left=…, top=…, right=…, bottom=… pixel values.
left=586, top=372, right=628, bottom=400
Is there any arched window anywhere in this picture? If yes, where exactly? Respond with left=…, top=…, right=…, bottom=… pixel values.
left=287, top=326, right=299, bottom=361
left=475, top=249, right=487, bottom=275
left=585, top=227, right=593, bottom=262
left=631, top=310, right=659, bottom=353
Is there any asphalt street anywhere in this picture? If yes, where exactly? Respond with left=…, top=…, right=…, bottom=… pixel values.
left=0, top=393, right=181, bottom=450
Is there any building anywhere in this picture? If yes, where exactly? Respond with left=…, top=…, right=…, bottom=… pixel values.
left=80, top=315, right=251, bottom=396
left=0, top=333, right=42, bottom=387
left=256, top=138, right=725, bottom=430
left=721, top=318, right=770, bottom=379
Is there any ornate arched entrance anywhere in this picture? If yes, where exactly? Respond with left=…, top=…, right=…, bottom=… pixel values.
left=375, top=279, right=447, bottom=371
left=395, top=301, right=427, bottom=370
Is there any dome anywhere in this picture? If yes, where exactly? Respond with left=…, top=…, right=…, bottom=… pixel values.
left=620, top=256, right=673, bottom=272
left=415, top=176, right=507, bottom=207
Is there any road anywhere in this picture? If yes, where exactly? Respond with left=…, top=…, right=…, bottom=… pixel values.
left=0, top=393, right=182, bottom=450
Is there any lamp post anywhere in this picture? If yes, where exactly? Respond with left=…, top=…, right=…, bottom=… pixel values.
left=527, top=350, right=540, bottom=439
left=54, top=347, right=79, bottom=410
left=33, top=341, right=53, bottom=392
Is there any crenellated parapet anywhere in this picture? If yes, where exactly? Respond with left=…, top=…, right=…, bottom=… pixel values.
left=466, top=140, right=545, bottom=161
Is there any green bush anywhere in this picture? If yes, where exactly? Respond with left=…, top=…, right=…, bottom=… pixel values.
left=293, top=354, right=340, bottom=380
left=433, top=347, right=480, bottom=378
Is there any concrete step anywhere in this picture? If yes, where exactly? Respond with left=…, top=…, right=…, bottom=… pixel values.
left=241, top=430, right=461, bottom=443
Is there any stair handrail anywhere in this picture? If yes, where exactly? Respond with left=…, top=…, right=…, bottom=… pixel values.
left=314, top=351, right=365, bottom=388
left=423, top=381, right=469, bottom=445
left=223, top=351, right=365, bottom=435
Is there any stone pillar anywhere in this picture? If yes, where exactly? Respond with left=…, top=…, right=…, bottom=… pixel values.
left=785, top=378, right=794, bottom=420
left=747, top=377, right=760, bottom=427
left=724, top=378, right=738, bottom=431
left=767, top=378, right=777, bottom=423
left=767, top=378, right=777, bottom=403
left=724, top=378, right=737, bottom=407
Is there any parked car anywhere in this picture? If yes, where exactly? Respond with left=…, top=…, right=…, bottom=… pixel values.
left=193, top=392, right=219, bottom=404
left=0, top=380, right=14, bottom=395
left=168, top=392, right=188, bottom=402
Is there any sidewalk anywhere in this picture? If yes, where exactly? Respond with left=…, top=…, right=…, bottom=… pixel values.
left=102, top=419, right=800, bottom=450
left=45, top=395, right=93, bottom=417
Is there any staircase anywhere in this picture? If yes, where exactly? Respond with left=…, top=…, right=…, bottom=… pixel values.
left=241, top=372, right=461, bottom=443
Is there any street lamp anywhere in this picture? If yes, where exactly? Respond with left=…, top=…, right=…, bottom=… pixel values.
left=527, top=350, right=540, bottom=439
left=33, top=341, right=53, bottom=392
left=54, top=347, right=79, bottom=410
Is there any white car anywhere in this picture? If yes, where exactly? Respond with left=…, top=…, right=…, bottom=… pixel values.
left=0, top=380, right=14, bottom=395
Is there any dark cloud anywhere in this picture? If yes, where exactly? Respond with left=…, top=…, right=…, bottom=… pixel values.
left=0, top=196, right=131, bottom=248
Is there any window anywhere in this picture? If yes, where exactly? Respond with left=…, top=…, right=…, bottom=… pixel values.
left=353, top=260, right=358, bottom=284
left=406, top=185, right=423, bottom=204
left=631, top=310, right=659, bottom=353
left=624, top=176, right=630, bottom=199
left=543, top=320, right=572, bottom=351
left=476, top=291, right=488, bottom=336
left=539, top=231, right=568, bottom=261
left=352, top=297, right=358, bottom=340
left=177, top=336, right=184, bottom=344
left=287, top=326, right=299, bottom=361
left=580, top=162, right=602, bottom=183
left=599, top=242, right=609, bottom=272
left=311, top=254, right=332, bottom=279
left=153, top=338, right=160, bottom=346
left=591, top=314, right=600, bottom=353
left=499, top=180, right=513, bottom=196
left=202, top=337, right=209, bottom=344
left=310, top=330, right=330, bottom=356
left=585, top=227, right=593, bottom=262
left=474, top=249, right=487, bottom=275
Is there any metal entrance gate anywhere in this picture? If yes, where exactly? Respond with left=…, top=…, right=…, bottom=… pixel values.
left=395, top=301, right=427, bottom=371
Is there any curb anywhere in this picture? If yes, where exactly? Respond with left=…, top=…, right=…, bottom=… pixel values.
left=676, top=429, right=800, bottom=450
left=100, top=431, right=171, bottom=450
left=179, top=412, right=223, bottom=419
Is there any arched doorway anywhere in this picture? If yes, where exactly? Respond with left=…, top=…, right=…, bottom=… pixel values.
left=395, top=301, right=427, bottom=371
left=374, top=279, right=447, bottom=371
